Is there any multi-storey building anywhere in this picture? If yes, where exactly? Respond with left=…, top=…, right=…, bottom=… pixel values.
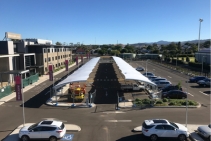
left=27, top=44, right=72, bottom=74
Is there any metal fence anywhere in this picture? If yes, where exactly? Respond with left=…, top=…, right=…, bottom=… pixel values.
left=22, top=73, right=39, bottom=88
left=0, top=85, right=12, bottom=99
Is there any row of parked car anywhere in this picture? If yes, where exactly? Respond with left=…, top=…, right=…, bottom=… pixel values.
left=189, top=76, right=210, bottom=87
left=136, top=67, right=187, bottom=99
left=142, top=119, right=211, bottom=141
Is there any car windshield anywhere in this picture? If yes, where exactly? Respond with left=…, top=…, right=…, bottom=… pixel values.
left=28, top=123, right=38, bottom=130
left=170, top=122, right=179, bottom=129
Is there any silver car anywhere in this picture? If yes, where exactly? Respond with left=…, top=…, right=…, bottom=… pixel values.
left=155, top=80, right=171, bottom=89
left=197, top=124, right=211, bottom=139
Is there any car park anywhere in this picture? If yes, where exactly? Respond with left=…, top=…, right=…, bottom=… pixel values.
left=197, top=78, right=210, bottom=87
left=189, top=76, right=207, bottom=83
left=160, top=85, right=183, bottom=93
left=19, top=120, right=66, bottom=141
left=197, top=124, right=211, bottom=139
left=162, top=90, right=187, bottom=99
left=136, top=67, right=145, bottom=71
left=155, top=80, right=171, bottom=89
left=142, top=72, right=155, bottom=77
left=142, top=119, right=189, bottom=141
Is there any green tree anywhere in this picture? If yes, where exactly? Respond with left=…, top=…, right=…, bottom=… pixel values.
left=177, top=42, right=182, bottom=54
left=203, top=40, right=210, bottom=48
left=55, top=42, right=62, bottom=45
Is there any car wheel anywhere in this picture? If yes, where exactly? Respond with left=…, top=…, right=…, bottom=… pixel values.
left=178, top=134, right=186, bottom=141
left=21, top=135, right=30, bottom=141
left=150, top=134, right=158, bottom=141
left=49, top=136, right=57, bottom=141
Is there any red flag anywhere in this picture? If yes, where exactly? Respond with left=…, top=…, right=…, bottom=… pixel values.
left=15, top=76, right=22, bottom=101
left=49, top=64, right=53, bottom=81
left=65, top=60, right=68, bottom=71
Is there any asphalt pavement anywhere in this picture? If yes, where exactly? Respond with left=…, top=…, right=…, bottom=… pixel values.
left=0, top=59, right=210, bottom=141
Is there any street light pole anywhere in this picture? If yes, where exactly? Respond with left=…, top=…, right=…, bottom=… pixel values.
left=198, top=19, right=203, bottom=51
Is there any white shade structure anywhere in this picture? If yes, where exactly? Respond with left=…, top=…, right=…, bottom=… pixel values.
left=112, top=56, right=156, bottom=86
left=53, top=57, right=100, bottom=90
left=53, top=56, right=156, bottom=90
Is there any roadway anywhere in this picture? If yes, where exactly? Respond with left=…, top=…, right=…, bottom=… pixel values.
left=0, top=60, right=210, bottom=141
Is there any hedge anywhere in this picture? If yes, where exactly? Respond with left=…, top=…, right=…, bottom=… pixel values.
left=171, top=59, right=185, bottom=64
left=189, top=62, right=211, bottom=71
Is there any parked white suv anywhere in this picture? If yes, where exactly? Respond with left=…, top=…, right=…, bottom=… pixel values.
left=142, top=119, right=189, bottom=141
left=19, top=120, right=66, bottom=141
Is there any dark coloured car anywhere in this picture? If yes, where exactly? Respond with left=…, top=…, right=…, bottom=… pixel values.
left=136, top=67, right=145, bottom=71
left=197, top=78, right=210, bottom=87
left=189, top=76, right=207, bottom=83
left=162, top=90, right=187, bottom=99
left=161, top=85, right=183, bottom=93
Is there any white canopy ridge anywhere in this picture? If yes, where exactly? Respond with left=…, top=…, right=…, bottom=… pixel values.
left=53, top=57, right=100, bottom=90
left=112, top=56, right=156, bottom=86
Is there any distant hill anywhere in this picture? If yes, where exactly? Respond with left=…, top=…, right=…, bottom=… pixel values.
left=132, top=39, right=210, bottom=46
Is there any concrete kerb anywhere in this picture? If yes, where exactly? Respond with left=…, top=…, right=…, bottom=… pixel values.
left=118, top=100, right=201, bottom=109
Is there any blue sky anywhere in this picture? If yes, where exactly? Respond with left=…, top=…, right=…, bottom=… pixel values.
left=0, top=0, right=210, bottom=45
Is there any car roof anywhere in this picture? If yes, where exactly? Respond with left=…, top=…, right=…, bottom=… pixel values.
left=144, top=119, right=169, bottom=125
left=39, top=120, right=62, bottom=127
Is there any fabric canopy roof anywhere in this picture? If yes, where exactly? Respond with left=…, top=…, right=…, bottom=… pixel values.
left=112, top=56, right=156, bottom=86
left=53, top=57, right=100, bottom=90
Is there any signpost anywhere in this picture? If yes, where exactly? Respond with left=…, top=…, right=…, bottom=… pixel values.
left=15, top=74, right=25, bottom=126
left=65, top=60, right=68, bottom=71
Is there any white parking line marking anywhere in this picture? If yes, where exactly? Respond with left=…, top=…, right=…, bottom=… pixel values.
left=168, top=76, right=172, bottom=78
left=199, top=91, right=209, bottom=96
left=103, top=111, right=125, bottom=114
left=187, top=93, right=194, bottom=97
left=105, top=120, right=131, bottom=122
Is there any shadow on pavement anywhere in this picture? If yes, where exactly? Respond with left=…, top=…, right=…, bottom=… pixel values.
left=116, top=134, right=144, bottom=141
left=203, top=91, right=210, bottom=94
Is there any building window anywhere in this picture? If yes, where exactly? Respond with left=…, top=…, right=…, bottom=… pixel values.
left=60, top=49, right=62, bottom=52
left=48, top=49, right=50, bottom=53
left=55, top=56, right=57, bottom=60
left=59, top=63, right=60, bottom=66
left=43, top=49, right=46, bottom=53
left=52, top=57, right=54, bottom=61
left=61, top=55, right=62, bottom=59
left=45, top=67, right=47, bottom=71
left=52, top=49, right=53, bottom=52
left=54, top=48, right=56, bottom=52
left=56, top=64, right=57, bottom=67
left=45, top=58, right=47, bottom=62
left=48, top=57, right=51, bottom=61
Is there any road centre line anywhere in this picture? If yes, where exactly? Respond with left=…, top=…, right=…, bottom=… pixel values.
left=199, top=91, right=209, bottom=96
left=187, top=93, right=194, bottom=97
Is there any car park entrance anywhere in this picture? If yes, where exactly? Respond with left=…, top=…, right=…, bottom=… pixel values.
left=92, top=63, right=121, bottom=104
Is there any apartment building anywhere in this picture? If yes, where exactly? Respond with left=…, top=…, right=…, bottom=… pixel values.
left=27, top=44, right=72, bottom=74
